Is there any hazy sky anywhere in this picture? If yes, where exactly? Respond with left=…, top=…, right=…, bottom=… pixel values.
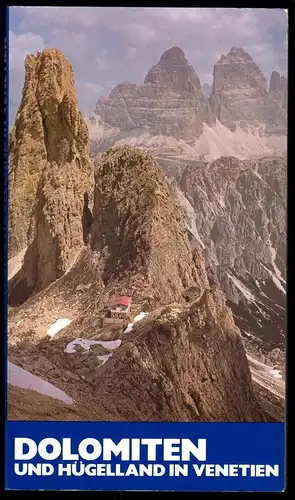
left=9, top=7, right=288, bottom=121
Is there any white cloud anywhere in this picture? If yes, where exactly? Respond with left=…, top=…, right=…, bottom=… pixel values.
left=76, top=80, right=117, bottom=111
left=95, top=49, right=111, bottom=72
left=124, top=23, right=157, bottom=45
left=145, top=7, right=215, bottom=24
left=76, top=81, right=104, bottom=93
left=9, top=30, right=45, bottom=69
left=125, top=46, right=137, bottom=60
left=18, top=6, right=107, bottom=29
left=50, top=27, right=90, bottom=60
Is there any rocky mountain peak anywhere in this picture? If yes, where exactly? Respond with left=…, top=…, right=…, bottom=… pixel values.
left=95, top=46, right=214, bottom=141
left=144, top=45, right=202, bottom=93
left=269, top=70, right=281, bottom=91
left=91, top=146, right=204, bottom=305
left=213, top=46, right=266, bottom=90
left=209, top=46, right=286, bottom=135
left=226, top=46, right=254, bottom=62
left=8, top=48, right=93, bottom=299
left=159, top=45, right=186, bottom=63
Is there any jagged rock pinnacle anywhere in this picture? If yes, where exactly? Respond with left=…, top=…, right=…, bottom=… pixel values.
left=209, top=46, right=286, bottom=135
left=8, top=48, right=94, bottom=298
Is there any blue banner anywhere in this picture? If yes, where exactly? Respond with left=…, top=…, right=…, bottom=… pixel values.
left=6, top=422, right=285, bottom=491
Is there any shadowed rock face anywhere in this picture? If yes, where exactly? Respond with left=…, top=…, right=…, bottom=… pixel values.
left=177, top=155, right=286, bottom=348
left=95, top=46, right=215, bottom=141
left=8, top=48, right=93, bottom=260
left=269, top=71, right=287, bottom=111
left=30, top=163, right=93, bottom=292
left=209, top=47, right=287, bottom=136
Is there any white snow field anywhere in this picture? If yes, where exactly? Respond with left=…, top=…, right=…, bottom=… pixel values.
left=64, top=338, right=122, bottom=354
left=123, top=311, right=148, bottom=334
left=247, top=355, right=284, bottom=401
left=47, top=318, right=72, bottom=339
left=8, top=361, right=73, bottom=404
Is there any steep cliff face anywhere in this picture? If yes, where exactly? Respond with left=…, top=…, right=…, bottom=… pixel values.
left=95, top=46, right=215, bottom=141
left=8, top=48, right=93, bottom=300
left=8, top=48, right=93, bottom=260
left=209, top=47, right=287, bottom=136
left=177, top=155, right=286, bottom=348
left=28, top=163, right=93, bottom=292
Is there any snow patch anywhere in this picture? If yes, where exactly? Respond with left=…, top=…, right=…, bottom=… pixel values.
left=226, top=272, right=256, bottom=303
left=8, top=362, right=73, bottom=405
left=175, top=189, right=205, bottom=249
left=269, top=369, right=282, bottom=379
left=97, top=353, right=113, bottom=366
left=247, top=355, right=284, bottom=382
left=134, top=312, right=148, bottom=322
left=123, top=323, right=134, bottom=334
left=227, top=272, right=269, bottom=318
left=64, top=338, right=121, bottom=354
left=269, top=243, right=286, bottom=287
left=242, top=330, right=259, bottom=341
left=260, top=261, right=286, bottom=295
left=123, top=311, right=148, bottom=334
left=47, top=318, right=71, bottom=339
